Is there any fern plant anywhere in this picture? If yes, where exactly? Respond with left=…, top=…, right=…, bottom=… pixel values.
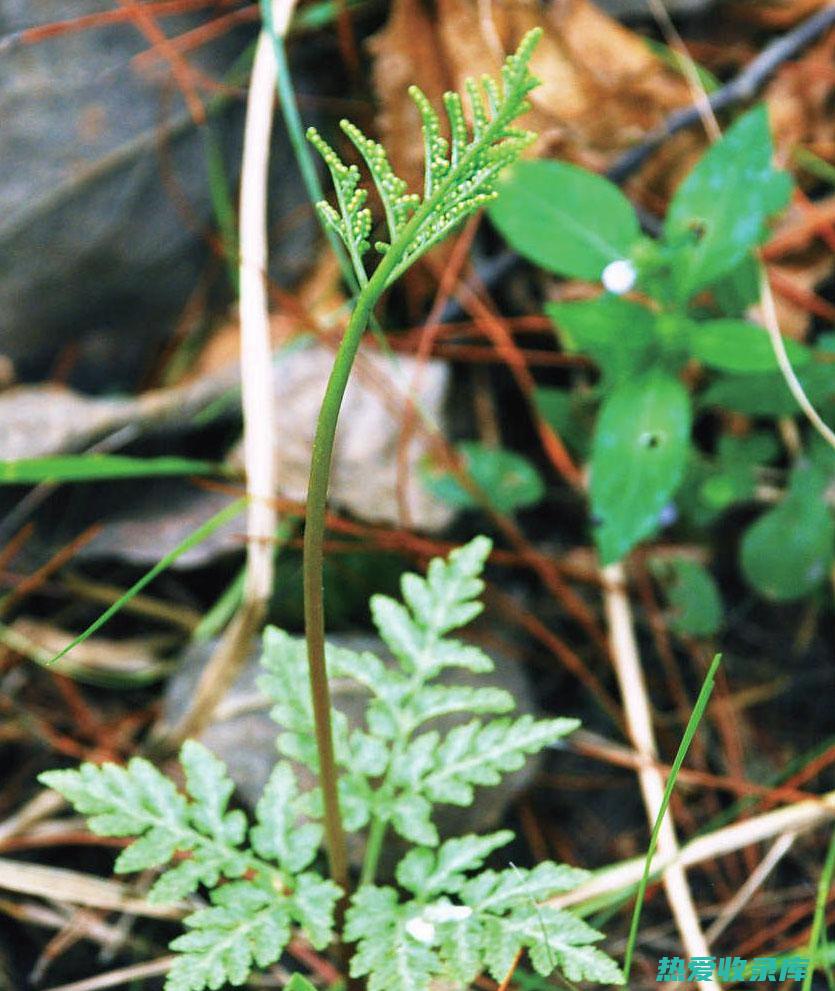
left=301, top=27, right=545, bottom=905
left=38, top=30, right=625, bottom=990
left=41, top=539, right=623, bottom=990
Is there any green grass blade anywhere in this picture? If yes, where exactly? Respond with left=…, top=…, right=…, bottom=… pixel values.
left=191, top=516, right=297, bottom=641
left=803, top=826, right=835, bottom=991
left=203, top=123, right=240, bottom=292
left=259, top=0, right=359, bottom=296
left=622, top=652, right=722, bottom=980
left=45, top=497, right=246, bottom=668
left=0, top=454, right=228, bottom=484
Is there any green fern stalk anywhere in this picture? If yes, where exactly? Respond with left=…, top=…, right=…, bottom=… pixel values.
left=302, top=26, right=542, bottom=902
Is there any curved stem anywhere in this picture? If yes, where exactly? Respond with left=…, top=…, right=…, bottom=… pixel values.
left=300, top=106, right=496, bottom=892
left=302, top=254, right=398, bottom=897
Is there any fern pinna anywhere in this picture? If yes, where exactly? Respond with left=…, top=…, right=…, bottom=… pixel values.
left=305, top=27, right=541, bottom=291
left=41, top=539, right=623, bottom=991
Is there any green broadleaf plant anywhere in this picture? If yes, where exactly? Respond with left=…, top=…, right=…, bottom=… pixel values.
left=663, top=105, right=793, bottom=300
left=650, top=556, right=724, bottom=637
left=488, top=103, right=835, bottom=594
left=41, top=539, right=623, bottom=991
left=489, top=159, right=641, bottom=280
left=740, top=462, right=835, bottom=601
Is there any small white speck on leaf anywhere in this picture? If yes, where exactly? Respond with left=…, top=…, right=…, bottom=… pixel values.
left=424, top=903, right=473, bottom=923
left=405, top=917, right=436, bottom=944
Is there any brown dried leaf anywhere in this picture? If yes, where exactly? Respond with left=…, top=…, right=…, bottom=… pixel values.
left=370, top=0, right=691, bottom=177
left=765, top=32, right=835, bottom=167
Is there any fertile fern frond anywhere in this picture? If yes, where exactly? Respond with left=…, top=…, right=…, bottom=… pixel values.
left=306, top=28, right=541, bottom=289
left=306, top=128, right=373, bottom=286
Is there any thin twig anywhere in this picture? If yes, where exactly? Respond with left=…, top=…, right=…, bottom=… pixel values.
left=758, top=267, right=835, bottom=451
left=0, top=791, right=65, bottom=848
left=645, top=0, right=721, bottom=142
left=602, top=562, right=720, bottom=989
left=549, top=788, right=835, bottom=912
left=705, top=831, right=796, bottom=944
left=608, top=4, right=835, bottom=183
left=41, top=956, right=176, bottom=991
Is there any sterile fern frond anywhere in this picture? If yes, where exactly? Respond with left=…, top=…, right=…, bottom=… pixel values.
left=306, top=28, right=542, bottom=290
left=345, top=836, right=625, bottom=991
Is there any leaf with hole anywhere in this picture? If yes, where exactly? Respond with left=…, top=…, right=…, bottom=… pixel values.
left=590, top=370, right=692, bottom=564
left=488, top=160, right=641, bottom=280
left=664, top=105, right=792, bottom=300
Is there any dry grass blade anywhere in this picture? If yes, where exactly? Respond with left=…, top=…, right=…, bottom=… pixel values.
left=705, top=832, right=796, bottom=943
left=602, top=562, right=719, bottom=989
left=0, top=859, right=185, bottom=920
left=165, top=10, right=284, bottom=743
left=41, top=956, right=176, bottom=991
left=0, top=791, right=66, bottom=847
left=549, top=787, right=835, bottom=911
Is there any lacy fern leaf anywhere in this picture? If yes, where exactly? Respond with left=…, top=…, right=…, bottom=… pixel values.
left=40, top=742, right=251, bottom=903
left=40, top=537, right=618, bottom=991
left=259, top=537, right=574, bottom=848
left=306, top=29, right=541, bottom=288
left=40, top=744, right=339, bottom=991
left=346, top=834, right=625, bottom=991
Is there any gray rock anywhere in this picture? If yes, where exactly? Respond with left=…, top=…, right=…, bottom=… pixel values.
left=227, top=343, right=455, bottom=534
left=0, top=2, right=314, bottom=389
left=1, top=343, right=454, bottom=569
left=162, top=633, right=542, bottom=868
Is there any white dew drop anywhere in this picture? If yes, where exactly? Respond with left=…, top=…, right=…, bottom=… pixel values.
left=405, top=917, right=436, bottom=944
left=601, top=259, right=637, bottom=295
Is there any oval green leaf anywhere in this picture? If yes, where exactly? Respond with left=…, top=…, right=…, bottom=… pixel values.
left=701, top=362, right=835, bottom=416
left=590, top=370, right=692, bottom=564
left=422, top=442, right=545, bottom=514
left=665, top=105, right=792, bottom=300
left=740, top=464, right=835, bottom=601
left=546, top=296, right=656, bottom=386
left=690, top=318, right=811, bottom=374
left=286, top=977, right=317, bottom=991
left=488, top=160, right=641, bottom=280
left=652, top=557, right=723, bottom=637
